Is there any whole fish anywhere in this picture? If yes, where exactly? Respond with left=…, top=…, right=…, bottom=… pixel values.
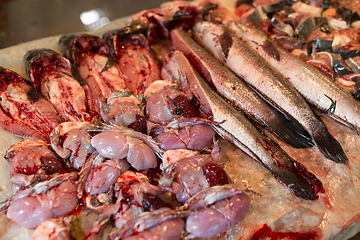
left=169, top=27, right=313, bottom=149
left=124, top=1, right=218, bottom=45
left=228, top=21, right=360, bottom=133
left=162, top=50, right=323, bottom=201
left=192, top=21, right=348, bottom=164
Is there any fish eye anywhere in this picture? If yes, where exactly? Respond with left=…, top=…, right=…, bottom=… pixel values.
left=5, top=150, right=15, bottom=161
left=143, top=202, right=150, bottom=211
left=175, top=108, right=183, bottom=115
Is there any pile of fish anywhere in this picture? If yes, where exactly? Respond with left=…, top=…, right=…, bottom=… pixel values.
left=235, top=0, right=360, bottom=101
left=1, top=0, right=360, bottom=239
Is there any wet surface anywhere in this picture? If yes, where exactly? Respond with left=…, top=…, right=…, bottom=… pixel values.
left=1, top=0, right=360, bottom=239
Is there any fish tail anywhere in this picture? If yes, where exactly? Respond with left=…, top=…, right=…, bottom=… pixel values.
left=314, top=128, right=349, bottom=164
left=266, top=111, right=314, bottom=148
left=272, top=164, right=322, bottom=200
left=266, top=145, right=323, bottom=200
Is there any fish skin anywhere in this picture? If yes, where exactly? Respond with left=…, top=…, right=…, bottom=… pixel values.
left=162, top=50, right=323, bottom=200
left=59, top=33, right=126, bottom=115
left=24, top=49, right=92, bottom=122
left=0, top=67, right=61, bottom=142
left=228, top=21, right=360, bottom=132
left=192, top=21, right=348, bottom=164
left=170, top=28, right=314, bottom=149
left=102, top=32, right=161, bottom=95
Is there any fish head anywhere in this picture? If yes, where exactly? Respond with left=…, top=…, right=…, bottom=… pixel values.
left=193, top=21, right=233, bottom=62
left=0, top=67, right=27, bottom=92
left=23, top=49, right=57, bottom=79
left=66, top=34, right=109, bottom=60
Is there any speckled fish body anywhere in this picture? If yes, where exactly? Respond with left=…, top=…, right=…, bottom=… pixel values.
left=162, top=50, right=323, bottom=200
left=192, top=21, right=348, bottom=164
left=228, top=21, right=360, bottom=132
left=170, top=28, right=314, bottom=149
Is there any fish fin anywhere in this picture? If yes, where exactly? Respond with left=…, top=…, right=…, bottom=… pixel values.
left=200, top=2, right=218, bottom=20
left=254, top=39, right=280, bottom=61
left=313, top=95, right=349, bottom=163
left=211, top=124, right=262, bottom=163
left=245, top=81, right=285, bottom=113
left=272, top=164, right=321, bottom=200
left=320, top=95, right=359, bottom=134
left=101, top=55, right=117, bottom=73
left=329, top=114, right=359, bottom=134
left=244, top=82, right=314, bottom=148
left=266, top=110, right=314, bottom=148
left=69, top=61, right=88, bottom=86
left=323, top=94, right=337, bottom=114
left=214, top=123, right=321, bottom=200
left=313, top=127, right=348, bottom=164
left=218, top=31, right=233, bottom=59
left=266, top=142, right=323, bottom=200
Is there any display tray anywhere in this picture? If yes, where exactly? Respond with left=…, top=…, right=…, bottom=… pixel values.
left=1, top=1, right=360, bottom=239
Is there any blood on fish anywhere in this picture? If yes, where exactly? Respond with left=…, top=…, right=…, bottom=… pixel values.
left=14, top=164, right=40, bottom=175
left=40, top=156, right=68, bottom=174
left=142, top=192, right=168, bottom=211
left=202, top=162, right=229, bottom=186
left=127, top=114, right=147, bottom=133
left=146, top=166, right=163, bottom=186
left=250, top=224, right=319, bottom=240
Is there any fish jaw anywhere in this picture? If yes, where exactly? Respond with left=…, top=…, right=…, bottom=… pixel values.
left=117, top=45, right=161, bottom=94
left=45, top=73, right=90, bottom=122
left=76, top=53, right=126, bottom=114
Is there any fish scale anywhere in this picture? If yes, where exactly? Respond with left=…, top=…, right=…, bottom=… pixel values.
left=228, top=21, right=360, bottom=133
left=170, top=27, right=314, bottom=149
left=162, top=49, right=323, bottom=200
left=192, top=21, right=348, bottom=165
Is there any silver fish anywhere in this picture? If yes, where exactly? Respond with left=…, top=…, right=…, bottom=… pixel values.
left=168, top=27, right=313, bottom=149
left=228, top=21, right=360, bottom=133
left=192, top=21, right=348, bottom=164
left=162, top=50, right=323, bottom=200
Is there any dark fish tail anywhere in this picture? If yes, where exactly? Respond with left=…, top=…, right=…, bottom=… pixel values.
left=272, top=161, right=323, bottom=200
left=313, top=127, right=348, bottom=164
left=246, top=79, right=314, bottom=148
left=266, top=110, right=314, bottom=148
left=171, top=27, right=313, bottom=149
